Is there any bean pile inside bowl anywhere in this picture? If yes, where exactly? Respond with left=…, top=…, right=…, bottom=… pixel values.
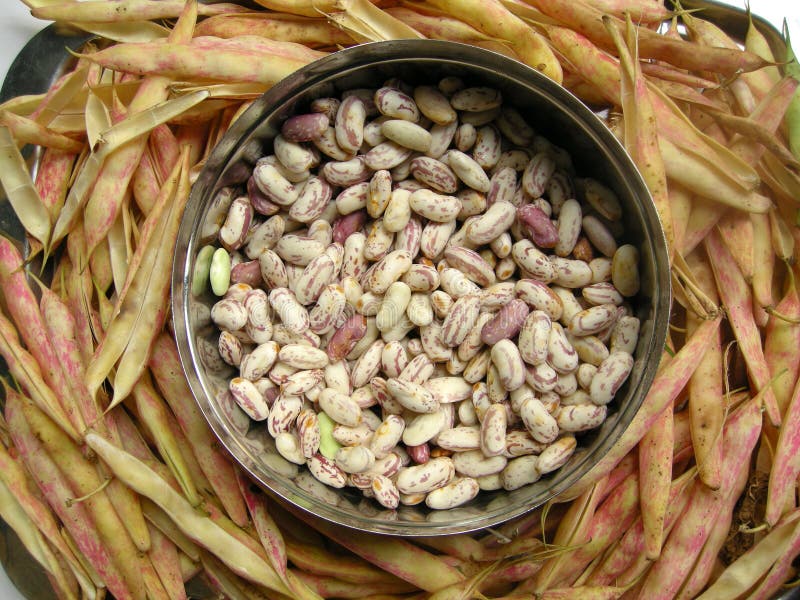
left=194, top=74, right=642, bottom=513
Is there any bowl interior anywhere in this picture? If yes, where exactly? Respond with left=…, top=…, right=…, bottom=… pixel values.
left=172, top=40, right=670, bottom=535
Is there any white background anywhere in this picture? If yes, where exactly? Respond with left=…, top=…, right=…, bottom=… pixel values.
left=0, top=0, right=798, bottom=598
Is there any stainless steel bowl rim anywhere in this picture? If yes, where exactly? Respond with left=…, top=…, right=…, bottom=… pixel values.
left=172, top=39, right=671, bottom=536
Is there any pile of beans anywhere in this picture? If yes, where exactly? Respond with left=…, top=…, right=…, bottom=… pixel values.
left=196, top=76, right=641, bottom=511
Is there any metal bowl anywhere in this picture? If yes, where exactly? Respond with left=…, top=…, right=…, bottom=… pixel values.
left=172, top=39, right=670, bottom=536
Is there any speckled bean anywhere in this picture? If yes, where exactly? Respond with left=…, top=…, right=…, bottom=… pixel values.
left=536, top=436, right=577, bottom=474
left=501, top=455, right=541, bottom=490
left=425, top=477, right=480, bottom=509
left=590, top=351, right=634, bottom=406
left=480, top=298, right=529, bottom=345
left=395, top=457, right=455, bottom=494
left=520, top=397, right=559, bottom=444
left=440, top=293, right=481, bottom=347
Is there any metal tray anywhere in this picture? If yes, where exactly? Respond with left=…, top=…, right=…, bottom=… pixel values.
left=0, top=7, right=798, bottom=600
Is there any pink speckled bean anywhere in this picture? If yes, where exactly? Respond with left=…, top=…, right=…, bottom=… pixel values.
left=517, top=203, right=558, bottom=248
left=335, top=95, right=367, bottom=154
left=374, top=86, right=420, bottom=121
left=281, top=112, right=329, bottom=142
left=229, top=260, right=261, bottom=288
left=480, top=298, right=530, bottom=345
left=407, top=443, right=430, bottom=464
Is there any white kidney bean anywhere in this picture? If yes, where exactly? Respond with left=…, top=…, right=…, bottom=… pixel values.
left=465, top=200, right=516, bottom=245
left=611, top=244, right=640, bottom=297
left=211, top=298, right=248, bottom=331
left=440, top=293, right=481, bottom=347
left=554, top=372, right=578, bottom=397
left=547, top=323, right=579, bottom=374
left=396, top=457, right=455, bottom=494
left=334, top=446, right=376, bottom=474
left=452, top=450, right=507, bottom=478
left=590, top=351, right=635, bottom=406
left=536, top=436, right=577, bottom=474
left=490, top=339, right=526, bottom=391
left=217, top=331, right=244, bottom=367
left=437, top=426, right=482, bottom=451
left=350, top=340, right=385, bottom=388
left=425, top=477, right=480, bottom=509
left=480, top=404, right=508, bottom=457
left=556, top=404, right=607, bottom=432
left=419, top=321, right=453, bottom=363
left=275, top=432, right=307, bottom=465
left=268, top=288, right=309, bottom=335
left=278, top=344, right=329, bottom=370
left=367, top=249, right=412, bottom=294
left=229, top=377, right=270, bottom=421
left=504, top=430, right=546, bottom=458
left=520, top=397, right=559, bottom=444
left=371, top=475, right=400, bottom=509
left=239, top=341, right=280, bottom=381
left=403, top=410, right=448, bottom=446
left=501, top=455, right=541, bottom=491
left=550, top=256, right=594, bottom=288
left=308, top=454, right=347, bottom=488
left=386, top=377, right=439, bottom=413
left=267, top=393, right=303, bottom=437
left=399, top=353, right=435, bottom=385
left=318, top=388, right=362, bottom=427
left=568, top=304, right=620, bottom=337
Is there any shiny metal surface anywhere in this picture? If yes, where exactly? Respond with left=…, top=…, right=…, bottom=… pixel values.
left=173, top=39, right=671, bottom=536
left=0, top=24, right=90, bottom=600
